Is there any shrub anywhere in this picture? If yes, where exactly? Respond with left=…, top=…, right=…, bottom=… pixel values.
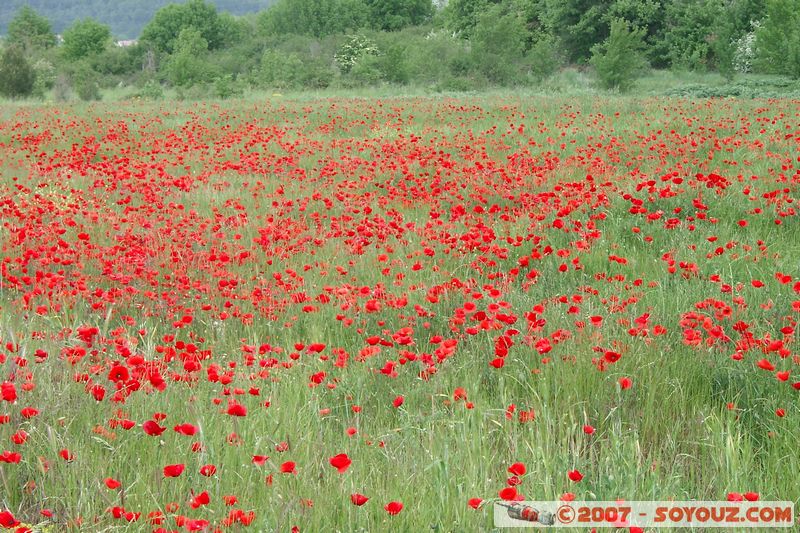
left=334, top=34, right=379, bottom=74
left=31, top=58, right=56, bottom=98
left=0, top=45, right=36, bottom=98
left=590, top=19, right=648, bottom=92
left=754, top=0, right=800, bottom=78
left=526, top=34, right=562, bottom=80
left=69, top=62, right=102, bottom=101
left=213, top=74, right=245, bottom=99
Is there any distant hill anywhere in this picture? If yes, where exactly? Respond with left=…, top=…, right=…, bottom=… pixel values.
left=0, top=0, right=275, bottom=40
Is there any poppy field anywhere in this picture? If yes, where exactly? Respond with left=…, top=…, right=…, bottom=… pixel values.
left=0, top=94, right=799, bottom=531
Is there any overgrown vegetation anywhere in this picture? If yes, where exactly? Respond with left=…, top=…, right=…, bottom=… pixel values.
left=0, top=0, right=799, bottom=100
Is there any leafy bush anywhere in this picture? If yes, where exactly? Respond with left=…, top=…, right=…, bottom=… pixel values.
left=0, top=45, right=36, bottom=98
left=70, top=62, right=102, bottom=101
left=470, top=4, right=529, bottom=85
left=164, top=28, right=220, bottom=87
left=31, top=58, right=56, bottom=98
left=733, top=22, right=758, bottom=74
left=61, top=18, right=112, bottom=61
left=754, top=0, right=800, bottom=78
left=259, top=49, right=305, bottom=89
left=590, top=19, right=648, bottom=91
left=213, top=74, right=245, bottom=99
left=136, top=79, right=165, bottom=99
left=526, top=34, right=562, bottom=80
left=662, top=0, right=727, bottom=71
left=334, top=34, right=379, bottom=74
left=662, top=76, right=800, bottom=98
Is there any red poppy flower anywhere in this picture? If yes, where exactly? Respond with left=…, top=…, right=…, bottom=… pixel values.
left=508, top=462, right=526, bottom=476
left=618, top=377, right=632, bottom=390
left=350, top=493, right=369, bottom=506
left=199, top=464, right=217, bottom=476
left=498, top=487, right=518, bottom=500
left=173, top=423, right=198, bottom=436
left=226, top=402, right=247, bottom=417
left=2, top=382, right=18, bottom=402
left=568, top=470, right=584, bottom=482
left=163, top=464, right=185, bottom=477
left=108, top=364, right=129, bottom=382
left=329, top=453, right=352, bottom=473
left=279, top=461, right=296, bottom=474
left=0, top=510, right=19, bottom=528
left=59, top=449, right=75, bottom=462
left=104, top=477, right=121, bottom=490
left=142, top=420, right=166, bottom=436
left=756, top=359, right=775, bottom=371
left=190, top=491, right=210, bottom=509
left=384, top=501, right=403, bottom=515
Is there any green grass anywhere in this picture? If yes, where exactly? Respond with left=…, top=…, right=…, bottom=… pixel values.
left=0, top=91, right=798, bottom=532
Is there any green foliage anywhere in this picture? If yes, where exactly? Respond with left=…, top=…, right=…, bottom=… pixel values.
left=364, top=0, right=434, bottom=31
left=754, top=0, right=800, bottom=78
left=526, top=34, right=562, bottom=80
left=6, top=6, right=56, bottom=52
left=346, top=54, right=384, bottom=85
left=135, top=79, right=165, bottom=99
left=590, top=18, right=648, bottom=91
left=213, top=74, right=245, bottom=98
left=662, top=0, right=727, bottom=71
left=258, top=0, right=369, bottom=37
left=65, top=60, right=102, bottom=100
left=163, top=27, right=218, bottom=87
left=711, top=20, right=737, bottom=81
left=542, top=0, right=611, bottom=64
left=0, top=44, right=36, bottom=97
left=334, top=34, right=379, bottom=73
left=470, top=4, right=530, bottom=85
left=662, top=76, right=800, bottom=98
left=259, top=49, right=305, bottom=89
left=61, top=18, right=112, bottom=61
left=370, top=33, right=411, bottom=84
left=255, top=34, right=338, bottom=89
left=140, top=0, right=224, bottom=55
left=442, top=0, right=495, bottom=37
left=402, top=29, right=472, bottom=86
left=31, top=58, right=56, bottom=98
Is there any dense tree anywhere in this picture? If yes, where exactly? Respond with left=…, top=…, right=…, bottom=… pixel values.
left=257, top=0, right=369, bottom=37
left=365, top=0, right=434, bottom=31
left=61, top=18, right=112, bottom=61
left=164, top=27, right=218, bottom=86
left=140, top=0, right=224, bottom=54
left=662, top=0, right=728, bottom=70
left=470, top=3, right=529, bottom=84
left=6, top=6, right=56, bottom=52
left=755, top=0, right=800, bottom=78
left=590, top=18, right=647, bottom=90
left=0, top=44, right=36, bottom=97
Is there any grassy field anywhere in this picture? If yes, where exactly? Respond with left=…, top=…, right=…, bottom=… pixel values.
left=0, top=91, right=799, bottom=531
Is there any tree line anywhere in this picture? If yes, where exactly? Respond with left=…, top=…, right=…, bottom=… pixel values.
left=0, top=0, right=798, bottom=101
left=0, top=0, right=272, bottom=39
